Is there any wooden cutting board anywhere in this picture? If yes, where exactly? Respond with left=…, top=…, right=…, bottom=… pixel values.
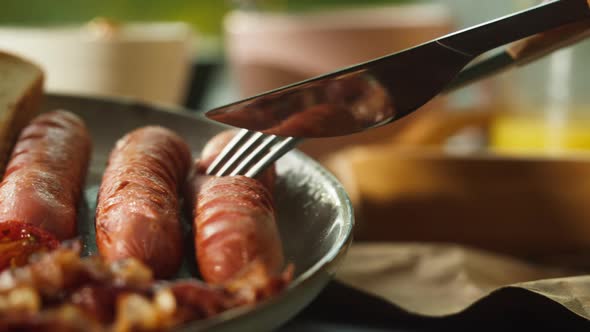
left=325, top=145, right=590, bottom=259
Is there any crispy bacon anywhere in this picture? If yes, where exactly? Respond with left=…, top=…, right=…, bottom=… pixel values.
left=0, top=243, right=291, bottom=331
left=0, top=221, right=59, bottom=271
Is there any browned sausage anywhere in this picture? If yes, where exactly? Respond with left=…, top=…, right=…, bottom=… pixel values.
left=96, top=126, right=191, bottom=278
left=0, top=110, right=91, bottom=240
left=193, top=175, right=285, bottom=284
left=187, top=130, right=284, bottom=285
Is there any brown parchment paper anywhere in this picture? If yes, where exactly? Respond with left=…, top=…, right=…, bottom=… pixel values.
left=335, top=243, right=590, bottom=320
left=312, top=98, right=590, bottom=324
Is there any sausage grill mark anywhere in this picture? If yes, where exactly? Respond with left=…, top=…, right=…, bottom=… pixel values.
left=0, top=110, right=91, bottom=241
left=95, top=126, right=192, bottom=278
left=188, top=130, right=286, bottom=285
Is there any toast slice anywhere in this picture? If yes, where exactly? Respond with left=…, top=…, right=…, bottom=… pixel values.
left=0, top=51, right=44, bottom=173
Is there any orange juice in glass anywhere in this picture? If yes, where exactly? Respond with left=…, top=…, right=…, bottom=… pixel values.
left=490, top=20, right=590, bottom=154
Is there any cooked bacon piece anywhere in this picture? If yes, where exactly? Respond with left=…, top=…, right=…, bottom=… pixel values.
left=0, top=242, right=152, bottom=331
left=0, top=243, right=291, bottom=331
left=223, top=259, right=293, bottom=305
left=0, top=221, right=58, bottom=270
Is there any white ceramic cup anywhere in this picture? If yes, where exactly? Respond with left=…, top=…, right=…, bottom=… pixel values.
left=0, top=21, right=195, bottom=106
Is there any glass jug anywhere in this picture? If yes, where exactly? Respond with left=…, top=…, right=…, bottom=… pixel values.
left=490, top=0, right=590, bottom=153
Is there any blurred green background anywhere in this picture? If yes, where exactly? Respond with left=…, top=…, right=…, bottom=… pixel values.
left=0, top=0, right=416, bottom=36
left=0, top=0, right=229, bottom=35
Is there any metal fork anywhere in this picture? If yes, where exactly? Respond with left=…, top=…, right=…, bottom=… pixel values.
left=205, top=129, right=300, bottom=178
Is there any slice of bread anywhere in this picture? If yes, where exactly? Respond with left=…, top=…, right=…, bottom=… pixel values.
left=0, top=51, right=44, bottom=173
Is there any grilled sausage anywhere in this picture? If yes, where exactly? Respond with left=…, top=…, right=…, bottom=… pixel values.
left=95, top=126, right=191, bottom=278
left=193, top=175, right=284, bottom=284
left=188, top=130, right=284, bottom=284
left=0, top=110, right=91, bottom=240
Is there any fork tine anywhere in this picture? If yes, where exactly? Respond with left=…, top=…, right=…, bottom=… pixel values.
left=245, top=137, right=300, bottom=178
left=207, top=129, right=300, bottom=179
left=215, top=131, right=265, bottom=176
left=206, top=129, right=252, bottom=175
left=229, top=135, right=279, bottom=176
